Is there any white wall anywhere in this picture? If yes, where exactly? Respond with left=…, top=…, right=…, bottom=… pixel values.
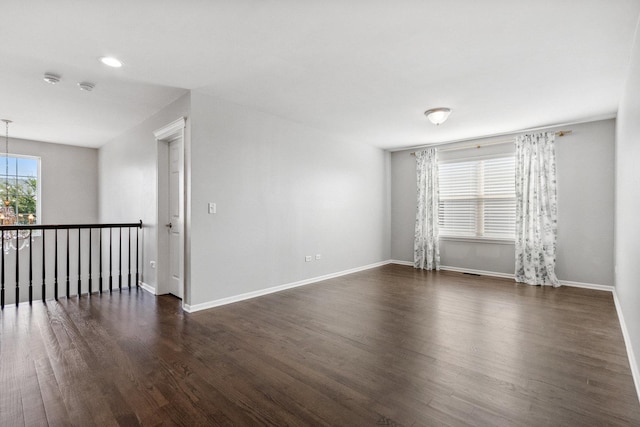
left=615, top=16, right=640, bottom=393
left=188, top=91, right=390, bottom=307
left=11, top=137, right=98, bottom=223
left=99, top=93, right=190, bottom=291
left=555, top=120, right=615, bottom=286
left=391, top=119, right=615, bottom=286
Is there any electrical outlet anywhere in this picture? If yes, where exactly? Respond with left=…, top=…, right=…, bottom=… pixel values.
left=315, top=254, right=322, bottom=260
left=305, top=256, right=312, bottom=262
left=150, top=261, right=156, bottom=269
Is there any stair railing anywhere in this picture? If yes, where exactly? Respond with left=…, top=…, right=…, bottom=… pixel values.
left=0, top=220, right=142, bottom=308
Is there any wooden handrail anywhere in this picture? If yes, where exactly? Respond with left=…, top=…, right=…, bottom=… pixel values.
left=0, top=220, right=142, bottom=231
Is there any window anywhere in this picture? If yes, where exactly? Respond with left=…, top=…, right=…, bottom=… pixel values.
left=438, top=155, right=515, bottom=239
left=0, top=155, right=40, bottom=225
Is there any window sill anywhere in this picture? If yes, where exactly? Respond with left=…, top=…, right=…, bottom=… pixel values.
left=439, top=236, right=515, bottom=245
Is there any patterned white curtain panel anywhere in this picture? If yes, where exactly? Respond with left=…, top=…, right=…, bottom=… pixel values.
left=514, top=132, right=560, bottom=286
left=414, top=148, right=440, bottom=270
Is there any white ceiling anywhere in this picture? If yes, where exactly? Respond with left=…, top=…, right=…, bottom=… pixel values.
left=1, top=0, right=639, bottom=149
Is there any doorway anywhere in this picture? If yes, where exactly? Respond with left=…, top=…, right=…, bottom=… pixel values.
left=154, top=117, right=186, bottom=299
left=167, top=136, right=183, bottom=298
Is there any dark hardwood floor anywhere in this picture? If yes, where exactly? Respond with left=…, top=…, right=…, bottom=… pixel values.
left=1, top=264, right=639, bottom=426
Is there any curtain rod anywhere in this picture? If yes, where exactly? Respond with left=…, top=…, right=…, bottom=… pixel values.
left=410, top=130, right=572, bottom=156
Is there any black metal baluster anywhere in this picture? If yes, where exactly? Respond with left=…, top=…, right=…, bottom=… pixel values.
left=77, top=228, right=81, bottom=298
left=16, top=234, right=19, bottom=306
left=42, top=230, right=46, bottom=302
left=135, top=224, right=139, bottom=289
left=99, top=228, right=103, bottom=294
left=88, top=228, right=92, bottom=295
left=109, top=228, right=112, bottom=293
left=29, top=230, right=32, bottom=304
left=1, top=235, right=4, bottom=309
left=128, top=227, right=131, bottom=289
left=0, top=222, right=143, bottom=306
left=118, top=227, right=122, bottom=291
left=66, top=229, right=69, bottom=298
left=54, top=229, right=58, bottom=300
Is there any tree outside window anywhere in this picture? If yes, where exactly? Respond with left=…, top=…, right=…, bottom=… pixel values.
left=0, top=156, right=39, bottom=225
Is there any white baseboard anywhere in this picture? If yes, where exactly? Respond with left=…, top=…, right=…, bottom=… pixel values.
left=389, top=260, right=516, bottom=279
left=440, top=265, right=516, bottom=280
left=182, top=260, right=391, bottom=313
left=138, top=281, right=157, bottom=295
left=441, top=266, right=613, bottom=291
left=560, top=279, right=614, bottom=292
left=613, top=290, right=640, bottom=405
left=390, top=260, right=614, bottom=291
left=389, top=259, right=413, bottom=266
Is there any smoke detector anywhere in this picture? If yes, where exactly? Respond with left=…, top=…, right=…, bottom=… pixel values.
left=43, top=73, right=61, bottom=84
left=78, top=82, right=96, bottom=92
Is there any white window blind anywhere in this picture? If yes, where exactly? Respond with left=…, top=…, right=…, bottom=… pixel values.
left=438, top=155, right=515, bottom=239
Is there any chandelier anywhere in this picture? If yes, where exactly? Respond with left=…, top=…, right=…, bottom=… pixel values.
left=0, top=119, right=32, bottom=252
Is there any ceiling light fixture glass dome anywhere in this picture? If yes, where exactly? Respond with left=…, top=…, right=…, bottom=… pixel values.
left=424, top=108, right=452, bottom=125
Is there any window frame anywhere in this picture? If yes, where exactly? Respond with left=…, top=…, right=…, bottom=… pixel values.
left=0, top=153, right=42, bottom=225
left=438, top=152, right=516, bottom=244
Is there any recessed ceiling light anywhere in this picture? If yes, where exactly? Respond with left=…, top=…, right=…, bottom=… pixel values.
left=43, top=73, right=61, bottom=84
left=99, top=56, right=123, bottom=68
left=78, top=82, right=96, bottom=91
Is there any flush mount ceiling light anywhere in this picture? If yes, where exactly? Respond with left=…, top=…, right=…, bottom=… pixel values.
left=424, top=107, right=452, bottom=126
left=99, top=56, right=123, bottom=68
left=78, top=82, right=95, bottom=91
left=43, top=73, right=61, bottom=84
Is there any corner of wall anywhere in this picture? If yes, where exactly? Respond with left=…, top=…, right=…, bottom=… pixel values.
left=613, top=11, right=640, bottom=405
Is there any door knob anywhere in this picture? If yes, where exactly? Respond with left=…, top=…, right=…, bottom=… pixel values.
left=166, top=223, right=172, bottom=229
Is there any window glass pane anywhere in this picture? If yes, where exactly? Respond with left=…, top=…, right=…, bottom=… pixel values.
left=483, top=157, right=515, bottom=196
left=483, top=199, right=516, bottom=237
left=439, top=199, right=477, bottom=236
left=0, top=155, right=39, bottom=225
left=438, top=154, right=515, bottom=239
left=439, top=161, right=478, bottom=198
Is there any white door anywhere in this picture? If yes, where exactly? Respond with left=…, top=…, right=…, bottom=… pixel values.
left=168, top=137, right=183, bottom=298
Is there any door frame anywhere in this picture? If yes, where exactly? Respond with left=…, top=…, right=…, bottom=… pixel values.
left=154, top=117, right=186, bottom=298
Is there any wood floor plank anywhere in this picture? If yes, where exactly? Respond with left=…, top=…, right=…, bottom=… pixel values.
left=1, top=264, right=640, bottom=425
left=33, top=356, right=72, bottom=427
left=0, top=306, right=26, bottom=426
